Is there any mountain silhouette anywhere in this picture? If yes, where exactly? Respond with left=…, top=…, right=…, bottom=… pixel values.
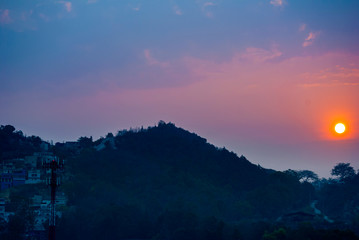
left=55, top=121, right=315, bottom=239
left=3, top=122, right=358, bottom=240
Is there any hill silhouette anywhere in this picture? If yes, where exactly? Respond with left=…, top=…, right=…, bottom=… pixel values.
left=56, top=122, right=316, bottom=240
left=0, top=124, right=43, bottom=161
left=2, top=122, right=359, bottom=240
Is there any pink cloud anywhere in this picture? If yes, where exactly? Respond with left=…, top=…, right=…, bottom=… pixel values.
left=173, top=5, right=182, bottom=15
left=0, top=9, right=40, bottom=31
left=200, top=1, right=216, bottom=18
left=143, top=49, right=169, bottom=67
left=64, top=2, right=72, bottom=12
left=130, top=4, right=141, bottom=11
left=203, top=2, right=215, bottom=7
left=302, top=42, right=312, bottom=48
left=39, top=13, right=50, bottom=22
left=305, top=32, right=316, bottom=41
left=270, top=0, right=285, bottom=7
left=58, top=1, right=72, bottom=12
left=299, top=64, right=359, bottom=87
left=0, top=9, right=11, bottom=24
left=239, top=47, right=282, bottom=62
left=302, top=32, right=319, bottom=47
left=299, top=23, right=306, bottom=32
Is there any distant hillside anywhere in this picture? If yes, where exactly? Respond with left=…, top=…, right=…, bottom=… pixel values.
left=2, top=122, right=358, bottom=240
left=56, top=122, right=315, bottom=240
left=0, top=125, right=45, bottom=162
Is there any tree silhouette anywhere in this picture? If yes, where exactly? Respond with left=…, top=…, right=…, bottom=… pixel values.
left=331, top=163, right=356, bottom=181
left=296, top=170, right=319, bottom=183
left=284, top=169, right=318, bottom=183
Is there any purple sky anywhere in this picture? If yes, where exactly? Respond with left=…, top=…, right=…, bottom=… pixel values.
left=1, top=0, right=359, bottom=177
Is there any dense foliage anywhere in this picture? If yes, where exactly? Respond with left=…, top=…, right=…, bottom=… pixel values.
left=56, top=122, right=318, bottom=240
left=0, top=125, right=42, bottom=162
left=317, top=173, right=359, bottom=233
left=1, top=122, right=359, bottom=239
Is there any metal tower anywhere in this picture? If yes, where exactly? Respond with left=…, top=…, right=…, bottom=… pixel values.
left=43, top=157, right=64, bottom=240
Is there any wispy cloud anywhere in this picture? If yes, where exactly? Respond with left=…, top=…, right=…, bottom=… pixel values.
left=129, top=4, right=141, bottom=12
left=173, top=5, right=182, bottom=15
left=144, top=49, right=169, bottom=67
left=203, top=2, right=215, bottom=7
left=200, top=1, right=216, bottom=18
left=58, top=1, right=72, bottom=12
left=302, top=31, right=319, bottom=47
left=38, top=13, right=50, bottom=22
left=239, top=47, right=282, bottom=62
left=270, top=0, right=285, bottom=7
left=0, top=9, right=11, bottom=24
left=87, top=0, right=97, bottom=4
left=305, top=32, right=316, bottom=41
left=299, top=23, right=306, bottom=32
left=300, top=64, right=359, bottom=87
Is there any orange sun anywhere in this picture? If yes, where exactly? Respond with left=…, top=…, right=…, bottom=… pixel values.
left=334, top=123, right=346, bottom=134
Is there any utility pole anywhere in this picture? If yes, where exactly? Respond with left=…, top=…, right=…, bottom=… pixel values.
left=43, top=157, right=64, bottom=240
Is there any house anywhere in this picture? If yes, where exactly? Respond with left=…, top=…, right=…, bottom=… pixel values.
left=40, top=141, right=50, bottom=152
left=12, top=170, right=27, bottom=186
left=1, top=173, right=13, bottom=190
left=1, top=170, right=27, bottom=190
left=64, top=141, right=80, bottom=149
left=39, top=153, right=55, bottom=167
left=55, top=192, right=68, bottom=206
left=11, top=158, right=25, bottom=168
left=1, top=162, right=15, bottom=174
left=31, top=195, right=43, bottom=209
left=0, top=198, right=5, bottom=214
left=26, top=170, right=42, bottom=184
left=25, top=155, right=38, bottom=168
left=41, top=200, right=51, bottom=209
left=0, top=198, right=14, bottom=222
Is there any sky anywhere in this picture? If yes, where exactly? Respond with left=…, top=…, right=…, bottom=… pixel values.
left=1, top=0, right=359, bottom=177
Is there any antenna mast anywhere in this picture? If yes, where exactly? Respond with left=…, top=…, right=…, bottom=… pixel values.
left=43, top=157, right=64, bottom=240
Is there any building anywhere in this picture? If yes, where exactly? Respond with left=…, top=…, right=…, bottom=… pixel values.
left=36, top=152, right=55, bottom=167
left=40, top=141, right=50, bottom=152
left=1, top=173, right=13, bottom=190
left=1, top=162, right=15, bottom=174
left=25, top=155, right=38, bottom=168
left=26, top=170, right=42, bottom=184
left=12, top=170, right=27, bottom=186
left=40, top=200, right=51, bottom=209
left=0, top=198, right=14, bottom=222
left=31, top=195, right=43, bottom=209
left=0, top=198, right=5, bottom=214
left=1, top=170, right=27, bottom=190
left=55, top=192, right=68, bottom=206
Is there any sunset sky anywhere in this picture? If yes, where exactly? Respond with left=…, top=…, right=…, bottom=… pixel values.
left=1, top=0, right=359, bottom=177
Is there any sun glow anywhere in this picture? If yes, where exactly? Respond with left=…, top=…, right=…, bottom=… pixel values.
left=321, top=113, right=355, bottom=140
left=335, top=123, right=346, bottom=134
